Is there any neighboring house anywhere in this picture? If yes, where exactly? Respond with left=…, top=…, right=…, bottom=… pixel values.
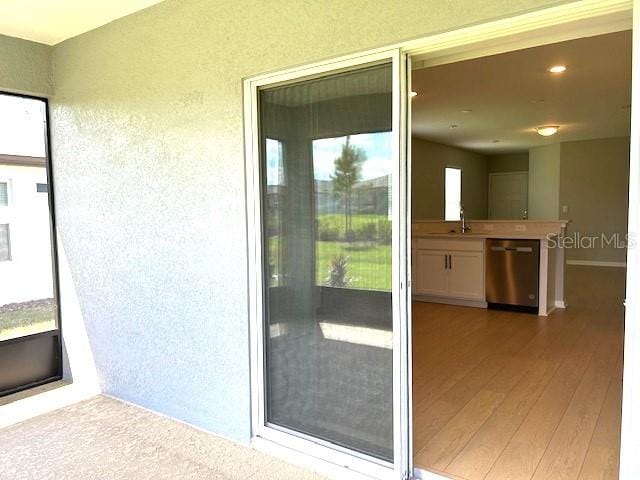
left=315, top=174, right=391, bottom=217
left=0, top=157, right=53, bottom=307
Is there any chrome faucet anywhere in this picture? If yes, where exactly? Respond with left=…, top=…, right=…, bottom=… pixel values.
left=460, top=205, right=472, bottom=233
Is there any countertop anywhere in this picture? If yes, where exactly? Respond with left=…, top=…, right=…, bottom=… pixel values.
left=413, top=232, right=557, bottom=240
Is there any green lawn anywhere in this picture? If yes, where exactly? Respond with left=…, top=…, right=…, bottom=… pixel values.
left=267, top=214, right=392, bottom=291
left=316, top=213, right=391, bottom=229
left=268, top=237, right=391, bottom=291
left=0, top=302, right=57, bottom=342
left=316, top=241, right=391, bottom=290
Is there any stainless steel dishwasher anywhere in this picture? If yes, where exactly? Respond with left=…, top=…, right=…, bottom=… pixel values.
left=486, top=239, right=540, bottom=312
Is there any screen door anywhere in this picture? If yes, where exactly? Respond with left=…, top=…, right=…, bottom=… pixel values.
left=245, top=51, right=409, bottom=479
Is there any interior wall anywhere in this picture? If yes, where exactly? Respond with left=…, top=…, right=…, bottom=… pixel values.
left=48, top=0, right=567, bottom=442
left=528, top=143, right=561, bottom=220
left=412, top=137, right=488, bottom=220
left=487, top=152, right=529, bottom=173
left=560, top=137, right=630, bottom=264
left=0, top=34, right=52, bottom=96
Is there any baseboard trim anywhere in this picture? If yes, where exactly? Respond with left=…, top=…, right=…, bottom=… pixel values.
left=555, top=300, right=567, bottom=309
left=566, top=260, right=627, bottom=268
left=412, top=295, right=487, bottom=309
left=540, top=305, right=555, bottom=317
left=413, top=466, right=451, bottom=479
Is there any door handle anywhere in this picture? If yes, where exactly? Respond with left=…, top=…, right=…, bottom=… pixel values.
left=445, top=255, right=448, bottom=270
left=449, top=255, right=452, bottom=269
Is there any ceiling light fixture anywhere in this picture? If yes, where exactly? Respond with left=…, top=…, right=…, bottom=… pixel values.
left=537, top=125, right=559, bottom=136
left=409, top=91, right=418, bottom=97
left=461, top=109, right=472, bottom=113
left=449, top=124, right=458, bottom=129
left=548, top=65, right=567, bottom=74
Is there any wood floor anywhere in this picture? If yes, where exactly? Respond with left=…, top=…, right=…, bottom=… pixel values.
left=412, top=265, right=625, bottom=480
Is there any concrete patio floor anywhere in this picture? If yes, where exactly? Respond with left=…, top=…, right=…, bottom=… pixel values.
left=0, top=395, right=326, bottom=480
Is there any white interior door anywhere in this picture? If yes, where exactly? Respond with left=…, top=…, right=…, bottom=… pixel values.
left=488, top=172, right=528, bottom=220
left=245, top=49, right=410, bottom=480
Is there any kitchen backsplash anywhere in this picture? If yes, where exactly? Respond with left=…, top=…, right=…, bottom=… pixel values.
left=412, top=219, right=568, bottom=236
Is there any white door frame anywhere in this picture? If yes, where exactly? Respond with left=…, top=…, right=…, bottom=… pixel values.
left=402, top=1, right=635, bottom=478
left=243, top=49, right=410, bottom=480
left=620, top=2, right=640, bottom=478
left=244, top=1, right=638, bottom=479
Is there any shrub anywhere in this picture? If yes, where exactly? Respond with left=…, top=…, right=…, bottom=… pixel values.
left=325, top=254, right=353, bottom=287
left=378, top=219, right=392, bottom=244
left=354, top=222, right=378, bottom=242
left=317, top=216, right=343, bottom=241
left=316, top=215, right=392, bottom=243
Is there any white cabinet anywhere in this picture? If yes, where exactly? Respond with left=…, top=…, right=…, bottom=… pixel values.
left=447, top=251, right=484, bottom=300
left=414, top=249, right=449, bottom=296
left=412, top=238, right=485, bottom=303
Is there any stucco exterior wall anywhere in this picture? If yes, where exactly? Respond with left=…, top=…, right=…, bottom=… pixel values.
left=0, top=34, right=51, bottom=96
left=49, top=0, right=568, bottom=442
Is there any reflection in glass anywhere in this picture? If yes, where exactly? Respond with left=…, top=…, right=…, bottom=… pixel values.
left=0, top=94, right=57, bottom=341
left=313, top=133, right=392, bottom=292
left=260, top=64, right=394, bottom=461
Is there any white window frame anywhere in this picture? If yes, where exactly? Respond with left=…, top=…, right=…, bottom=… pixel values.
left=244, top=1, right=639, bottom=479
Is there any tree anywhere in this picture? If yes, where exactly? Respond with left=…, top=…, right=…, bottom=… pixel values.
left=331, top=136, right=365, bottom=241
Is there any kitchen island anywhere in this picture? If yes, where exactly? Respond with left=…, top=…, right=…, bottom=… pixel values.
left=412, top=220, right=568, bottom=316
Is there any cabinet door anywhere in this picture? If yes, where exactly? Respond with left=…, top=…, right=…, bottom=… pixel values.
left=414, top=249, right=449, bottom=296
left=448, top=251, right=484, bottom=300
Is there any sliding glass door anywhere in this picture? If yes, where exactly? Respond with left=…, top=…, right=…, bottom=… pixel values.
left=0, top=92, right=61, bottom=395
left=246, top=51, right=409, bottom=479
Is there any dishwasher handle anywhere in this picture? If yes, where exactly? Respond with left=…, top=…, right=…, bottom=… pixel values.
left=490, top=246, right=534, bottom=253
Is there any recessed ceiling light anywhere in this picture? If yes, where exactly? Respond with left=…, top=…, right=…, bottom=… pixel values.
left=537, top=125, right=559, bottom=136
left=461, top=109, right=472, bottom=113
left=449, top=124, right=458, bottom=129
left=548, top=65, right=567, bottom=74
left=409, top=91, right=418, bottom=97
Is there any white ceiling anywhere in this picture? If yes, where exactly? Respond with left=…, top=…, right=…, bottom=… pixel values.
left=411, top=30, right=632, bottom=154
left=0, top=0, right=166, bottom=45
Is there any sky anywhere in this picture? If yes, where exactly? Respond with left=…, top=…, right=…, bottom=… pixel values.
left=0, top=94, right=46, bottom=158
left=265, top=131, right=393, bottom=186
left=312, top=132, right=393, bottom=181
